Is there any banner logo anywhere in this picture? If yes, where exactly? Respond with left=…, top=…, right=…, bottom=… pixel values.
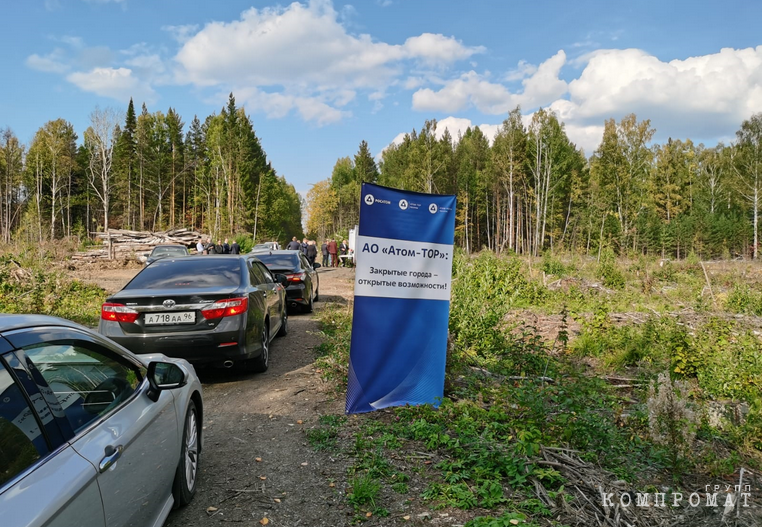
left=364, top=194, right=375, bottom=205
left=429, top=203, right=438, bottom=214
left=399, top=199, right=408, bottom=210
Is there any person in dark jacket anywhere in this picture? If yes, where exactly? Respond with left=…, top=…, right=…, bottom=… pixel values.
left=321, top=240, right=329, bottom=267
left=205, top=239, right=217, bottom=254
left=222, top=238, right=230, bottom=254
left=287, top=236, right=301, bottom=250
left=339, top=239, right=349, bottom=266
left=306, top=240, right=318, bottom=267
left=230, top=240, right=240, bottom=254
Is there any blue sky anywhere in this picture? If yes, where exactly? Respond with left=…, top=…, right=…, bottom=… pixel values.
left=2, top=0, right=762, bottom=197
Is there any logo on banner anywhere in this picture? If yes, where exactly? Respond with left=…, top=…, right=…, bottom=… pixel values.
left=429, top=203, right=438, bottom=214
left=364, top=194, right=375, bottom=205
left=399, top=199, right=408, bottom=210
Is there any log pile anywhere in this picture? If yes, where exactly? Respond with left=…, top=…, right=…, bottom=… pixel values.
left=72, top=228, right=203, bottom=260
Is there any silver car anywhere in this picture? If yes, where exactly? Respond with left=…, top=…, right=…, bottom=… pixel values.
left=0, top=314, right=203, bottom=527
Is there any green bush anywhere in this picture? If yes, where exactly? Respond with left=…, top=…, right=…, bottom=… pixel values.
left=597, top=249, right=625, bottom=289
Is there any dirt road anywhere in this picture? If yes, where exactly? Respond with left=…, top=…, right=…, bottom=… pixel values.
left=165, top=266, right=357, bottom=526
left=73, top=262, right=361, bottom=525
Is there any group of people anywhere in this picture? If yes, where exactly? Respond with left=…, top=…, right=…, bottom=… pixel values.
left=195, top=238, right=240, bottom=255
left=284, top=236, right=351, bottom=267
left=321, top=238, right=350, bottom=267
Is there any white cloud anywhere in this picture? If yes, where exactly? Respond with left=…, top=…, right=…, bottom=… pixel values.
left=411, top=46, right=762, bottom=154
left=412, top=51, right=568, bottom=114
left=26, top=52, right=69, bottom=74
left=402, top=34, right=485, bottom=67
left=172, top=0, right=480, bottom=124
left=67, top=67, right=156, bottom=103
left=233, top=87, right=349, bottom=126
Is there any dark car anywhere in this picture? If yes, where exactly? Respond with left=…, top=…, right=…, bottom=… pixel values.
left=0, top=314, right=203, bottom=527
left=98, top=255, right=288, bottom=372
left=253, top=250, right=320, bottom=313
left=146, top=244, right=190, bottom=265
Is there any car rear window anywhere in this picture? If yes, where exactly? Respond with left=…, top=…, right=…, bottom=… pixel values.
left=254, top=253, right=298, bottom=270
left=125, top=258, right=242, bottom=289
left=152, top=246, right=187, bottom=256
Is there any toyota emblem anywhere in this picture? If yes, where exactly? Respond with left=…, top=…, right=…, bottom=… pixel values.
left=163, top=299, right=176, bottom=309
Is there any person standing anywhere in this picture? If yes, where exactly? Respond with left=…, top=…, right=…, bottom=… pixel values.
left=230, top=239, right=240, bottom=254
left=306, top=240, right=318, bottom=267
left=321, top=240, right=329, bottom=267
left=205, top=239, right=216, bottom=254
left=222, top=238, right=230, bottom=254
left=339, top=239, right=349, bottom=267
left=287, top=236, right=301, bottom=250
left=328, top=238, right=338, bottom=267
left=196, top=238, right=204, bottom=254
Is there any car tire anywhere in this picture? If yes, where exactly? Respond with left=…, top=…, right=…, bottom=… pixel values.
left=248, top=324, right=270, bottom=372
left=304, top=290, right=314, bottom=313
left=172, top=400, right=199, bottom=508
left=277, top=308, right=288, bottom=337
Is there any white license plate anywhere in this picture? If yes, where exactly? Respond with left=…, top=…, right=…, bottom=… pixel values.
left=145, top=312, right=196, bottom=325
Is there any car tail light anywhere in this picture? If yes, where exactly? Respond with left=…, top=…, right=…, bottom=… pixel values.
left=101, top=303, right=139, bottom=323
left=286, top=272, right=305, bottom=283
left=201, top=297, right=248, bottom=320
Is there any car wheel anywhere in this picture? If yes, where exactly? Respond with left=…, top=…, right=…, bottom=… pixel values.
left=172, top=400, right=199, bottom=508
left=277, top=308, right=288, bottom=337
left=249, top=324, right=270, bottom=372
left=304, top=291, right=314, bottom=313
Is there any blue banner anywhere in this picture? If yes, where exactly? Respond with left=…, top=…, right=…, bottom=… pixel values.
left=346, top=183, right=457, bottom=414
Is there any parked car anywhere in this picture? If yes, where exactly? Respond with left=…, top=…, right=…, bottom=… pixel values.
left=253, top=250, right=320, bottom=313
left=250, top=241, right=280, bottom=253
left=0, top=314, right=203, bottom=527
left=145, top=244, right=190, bottom=266
left=99, top=255, right=288, bottom=372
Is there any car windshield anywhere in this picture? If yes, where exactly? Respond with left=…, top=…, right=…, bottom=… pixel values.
left=151, top=246, right=187, bottom=256
left=254, top=253, right=299, bottom=270
left=126, top=258, right=242, bottom=289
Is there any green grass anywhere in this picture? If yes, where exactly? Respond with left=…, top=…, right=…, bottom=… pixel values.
left=312, top=250, right=762, bottom=525
left=0, top=250, right=106, bottom=326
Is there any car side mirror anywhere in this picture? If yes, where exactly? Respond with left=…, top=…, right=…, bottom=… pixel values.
left=312, top=262, right=321, bottom=269
left=274, top=273, right=288, bottom=286
left=146, top=361, right=188, bottom=402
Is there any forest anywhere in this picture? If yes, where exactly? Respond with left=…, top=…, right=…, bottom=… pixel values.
left=0, top=93, right=303, bottom=246
left=2, top=92, right=762, bottom=261
left=309, top=109, right=762, bottom=260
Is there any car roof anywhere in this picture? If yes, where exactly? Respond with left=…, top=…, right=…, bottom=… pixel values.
left=0, top=314, right=82, bottom=334
left=152, top=244, right=188, bottom=249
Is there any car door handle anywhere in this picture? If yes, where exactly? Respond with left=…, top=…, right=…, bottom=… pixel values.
left=99, top=445, right=123, bottom=473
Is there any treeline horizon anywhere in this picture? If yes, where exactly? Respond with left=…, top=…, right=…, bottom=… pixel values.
left=2, top=94, right=762, bottom=260
left=0, top=93, right=303, bottom=247
left=308, top=109, right=762, bottom=260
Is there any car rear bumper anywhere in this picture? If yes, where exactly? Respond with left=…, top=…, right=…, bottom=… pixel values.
left=285, top=284, right=309, bottom=307
left=99, top=318, right=254, bottom=366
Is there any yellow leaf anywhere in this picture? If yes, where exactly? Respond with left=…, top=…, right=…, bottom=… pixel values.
left=260, top=518, right=269, bottom=525
left=510, top=520, right=520, bottom=525
left=256, top=457, right=262, bottom=462
left=259, top=476, right=267, bottom=480
left=206, top=507, right=218, bottom=513
left=297, top=420, right=303, bottom=424
left=366, top=512, right=372, bottom=518
left=274, top=498, right=281, bottom=503
left=329, top=482, right=335, bottom=488
left=403, top=516, right=411, bottom=521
